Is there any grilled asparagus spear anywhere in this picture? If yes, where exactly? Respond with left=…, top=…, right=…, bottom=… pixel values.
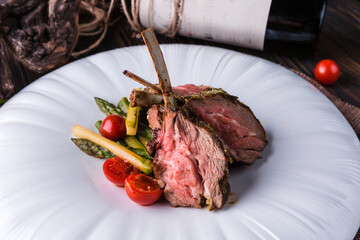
left=71, top=138, right=115, bottom=159
left=95, top=97, right=125, bottom=116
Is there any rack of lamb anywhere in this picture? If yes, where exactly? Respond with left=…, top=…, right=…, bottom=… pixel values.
left=127, top=28, right=267, bottom=210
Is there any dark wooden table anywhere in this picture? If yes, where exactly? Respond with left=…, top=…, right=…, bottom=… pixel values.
left=7, top=0, right=360, bottom=238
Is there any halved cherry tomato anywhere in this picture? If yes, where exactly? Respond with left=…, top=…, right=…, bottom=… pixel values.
left=314, top=59, right=340, bottom=85
left=103, top=156, right=139, bottom=187
left=100, top=115, right=126, bottom=140
left=125, top=174, right=163, bottom=205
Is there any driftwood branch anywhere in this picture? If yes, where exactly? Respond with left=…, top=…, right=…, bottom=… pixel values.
left=0, top=39, right=15, bottom=99
left=0, top=0, right=119, bottom=100
left=0, top=0, right=81, bottom=73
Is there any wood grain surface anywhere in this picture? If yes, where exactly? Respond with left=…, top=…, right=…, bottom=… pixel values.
left=4, top=0, right=360, bottom=238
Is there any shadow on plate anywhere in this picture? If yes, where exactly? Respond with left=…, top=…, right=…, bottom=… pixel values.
left=223, top=131, right=273, bottom=210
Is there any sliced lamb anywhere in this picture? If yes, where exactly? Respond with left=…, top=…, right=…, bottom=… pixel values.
left=172, top=84, right=209, bottom=96
left=152, top=108, right=229, bottom=209
left=183, top=88, right=267, bottom=164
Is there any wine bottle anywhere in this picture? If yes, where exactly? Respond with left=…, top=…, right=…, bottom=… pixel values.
left=137, top=0, right=327, bottom=51
left=265, top=0, right=327, bottom=50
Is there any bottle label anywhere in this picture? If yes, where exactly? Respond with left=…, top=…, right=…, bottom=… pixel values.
left=139, top=0, right=272, bottom=50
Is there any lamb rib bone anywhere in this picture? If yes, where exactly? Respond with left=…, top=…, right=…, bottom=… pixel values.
left=141, top=28, right=176, bottom=111
left=123, top=70, right=162, bottom=94
left=130, top=89, right=164, bottom=107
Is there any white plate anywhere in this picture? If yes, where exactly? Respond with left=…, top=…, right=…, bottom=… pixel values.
left=0, top=45, right=359, bottom=240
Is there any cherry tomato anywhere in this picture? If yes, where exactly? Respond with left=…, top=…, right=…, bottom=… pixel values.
left=314, top=59, right=340, bottom=85
left=100, top=115, right=126, bottom=140
left=125, top=174, right=163, bottom=205
left=103, top=156, right=139, bottom=187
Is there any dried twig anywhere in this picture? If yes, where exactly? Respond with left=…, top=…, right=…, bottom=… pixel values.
left=78, top=1, right=106, bottom=36
left=72, top=0, right=117, bottom=58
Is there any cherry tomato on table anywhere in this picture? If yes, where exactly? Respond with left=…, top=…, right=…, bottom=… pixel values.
left=125, top=174, right=163, bottom=205
left=314, top=59, right=340, bottom=85
left=103, top=156, right=140, bottom=187
left=100, top=114, right=126, bottom=140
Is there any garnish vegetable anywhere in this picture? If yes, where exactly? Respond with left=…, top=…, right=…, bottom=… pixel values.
left=72, top=124, right=152, bottom=174
left=125, top=174, right=163, bottom=205
left=314, top=59, right=340, bottom=85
